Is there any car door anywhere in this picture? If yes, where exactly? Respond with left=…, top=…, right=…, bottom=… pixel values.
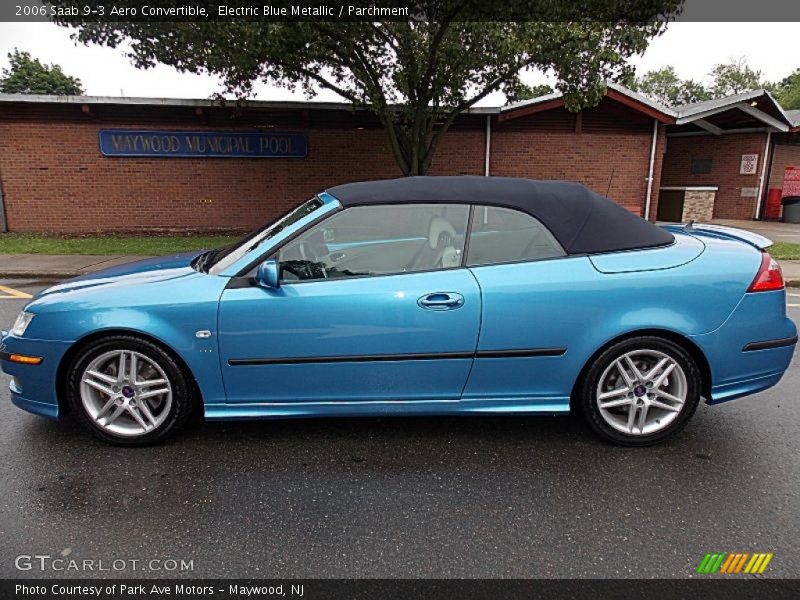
left=217, top=203, right=481, bottom=404
left=462, top=205, right=595, bottom=409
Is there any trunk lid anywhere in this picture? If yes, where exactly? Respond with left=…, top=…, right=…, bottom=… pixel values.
left=589, top=232, right=705, bottom=274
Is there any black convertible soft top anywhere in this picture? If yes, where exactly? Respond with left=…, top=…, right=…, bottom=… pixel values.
left=327, top=176, right=674, bottom=255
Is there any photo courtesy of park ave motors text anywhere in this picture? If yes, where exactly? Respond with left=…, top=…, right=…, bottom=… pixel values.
left=1, top=0, right=800, bottom=594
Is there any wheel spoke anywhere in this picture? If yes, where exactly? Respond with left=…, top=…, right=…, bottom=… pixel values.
left=138, top=387, right=170, bottom=400
left=636, top=403, right=649, bottom=433
left=127, top=405, right=149, bottom=431
left=117, top=352, right=127, bottom=384
left=598, top=387, right=629, bottom=401
left=623, top=354, right=644, bottom=381
left=95, top=397, right=116, bottom=419
left=136, top=378, right=168, bottom=389
left=643, top=357, right=669, bottom=381
left=102, top=404, right=126, bottom=426
left=649, top=398, right=681, bottom=412
left=86, top=370, right=116, bottom=385
left=626, top=404, right=638, bottom=432
left=137, top=400, right=158, bottom=426
left=655, top=389, right=684, bottom=406
left=615, top=359, right=636, bottom=387
left=599, top=397, right=633, bottom=409
left=129, top=353, right=138, bottom=384
left=653, top=362, right=676, bottom=389
left=83, top=378, right=114, bottom=396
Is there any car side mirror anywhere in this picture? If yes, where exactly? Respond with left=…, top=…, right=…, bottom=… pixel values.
left=255, top=259, right=280, bottom=289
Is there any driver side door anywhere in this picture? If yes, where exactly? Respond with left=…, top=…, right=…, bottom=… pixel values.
left=217, top=203, right=481, bottom=405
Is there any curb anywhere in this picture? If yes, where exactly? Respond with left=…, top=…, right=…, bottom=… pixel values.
left=0, top=271, right=83, bottom=279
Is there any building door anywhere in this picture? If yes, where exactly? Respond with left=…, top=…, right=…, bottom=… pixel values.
left=657, top=190, right=685, bottom=222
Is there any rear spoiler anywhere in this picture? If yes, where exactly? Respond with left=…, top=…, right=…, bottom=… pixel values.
left=663, top=223, right=773, bottom=250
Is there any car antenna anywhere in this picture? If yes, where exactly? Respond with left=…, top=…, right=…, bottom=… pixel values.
left=685, top=219, right=695, bottom=230
left=606, top=167, right=615, bottom=197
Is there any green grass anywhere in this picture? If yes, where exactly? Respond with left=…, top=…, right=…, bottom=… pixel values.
left=0, top=233, right=240, bottom=256
left=769, top=242, right=800, bottom=261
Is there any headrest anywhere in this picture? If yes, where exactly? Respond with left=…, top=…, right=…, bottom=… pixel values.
left=428, top=217, right=456, bottom=249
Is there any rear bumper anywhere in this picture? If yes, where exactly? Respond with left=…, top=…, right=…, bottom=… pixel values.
left=690, top=291, right=797, bottom=404
left=708, top=369, right=788, bottom=404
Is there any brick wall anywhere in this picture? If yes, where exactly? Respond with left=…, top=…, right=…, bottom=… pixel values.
left=768, top=143, right=800, bottom=189
left=0, top=100, right=662, bottom=233
left=660, top=133, right=768, bottom=220
left=0, top=118, right=484, bottom=233
left=490, top=107, right=661, bottom=217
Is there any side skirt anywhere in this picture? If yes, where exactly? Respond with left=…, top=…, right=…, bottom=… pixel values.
left=204, top=397, right=571, bottom=420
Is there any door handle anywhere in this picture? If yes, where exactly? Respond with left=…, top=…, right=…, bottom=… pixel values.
left=417, top=292, right=465, bottom=310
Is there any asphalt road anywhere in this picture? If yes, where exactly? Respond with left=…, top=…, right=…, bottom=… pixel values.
left=1, top=277, right=799, bottom=579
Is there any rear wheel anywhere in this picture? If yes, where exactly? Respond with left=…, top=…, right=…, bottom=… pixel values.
left=66, top=336, right=194, bottom=446
left=577, top=336, right=701, bottom=446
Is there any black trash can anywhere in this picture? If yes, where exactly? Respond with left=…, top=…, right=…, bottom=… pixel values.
left=782, top=196, right=800, bottom=224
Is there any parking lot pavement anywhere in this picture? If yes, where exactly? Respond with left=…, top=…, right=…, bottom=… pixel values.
left=1, top=278, right=799, bottom=579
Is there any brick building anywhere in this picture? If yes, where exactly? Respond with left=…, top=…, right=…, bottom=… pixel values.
left=0, top=84, right=797, bottom=234
left=659, top=91, right=800, bottom=222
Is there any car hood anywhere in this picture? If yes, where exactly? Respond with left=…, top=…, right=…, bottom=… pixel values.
left=31, top=251, right=206, bottom=301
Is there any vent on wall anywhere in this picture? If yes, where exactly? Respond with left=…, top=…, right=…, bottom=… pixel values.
left=691, top=158, right=712, bottom=174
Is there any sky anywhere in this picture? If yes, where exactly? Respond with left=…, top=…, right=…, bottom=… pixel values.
left=0, top=21, right=796, bottom=106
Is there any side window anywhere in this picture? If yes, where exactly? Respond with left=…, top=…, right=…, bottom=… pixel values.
left=467, top=206, right=565, bottom=266
left=277, top=204, right=469, bottom=281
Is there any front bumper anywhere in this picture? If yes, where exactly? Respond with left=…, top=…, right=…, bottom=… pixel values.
left=0, top=330, right=71, bottom=420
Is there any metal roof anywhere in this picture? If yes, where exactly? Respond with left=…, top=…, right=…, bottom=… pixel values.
left=0, top=85, right=792, bottom=128
left=673, top=89, right=793, bottom=131
left=499, top=82, right=677, bottom=118
left=0, top=92, right=495, bottom=114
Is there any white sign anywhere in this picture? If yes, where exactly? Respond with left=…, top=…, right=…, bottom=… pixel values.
left=740, top=154, right=759, bottom=175
left=740, top=187, right=759, bottom=197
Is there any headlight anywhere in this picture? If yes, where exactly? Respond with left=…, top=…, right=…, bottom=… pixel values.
left=10, top=311, right=34, bottom=337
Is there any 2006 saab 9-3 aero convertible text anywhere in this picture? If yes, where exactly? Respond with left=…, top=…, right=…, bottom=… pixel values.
left=1, top=177, right=797, bottom=446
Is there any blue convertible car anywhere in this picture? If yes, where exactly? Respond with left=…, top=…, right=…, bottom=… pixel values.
left=1, top=177, right=796, bottom=446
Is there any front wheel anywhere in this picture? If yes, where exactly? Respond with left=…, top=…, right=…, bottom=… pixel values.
left=66, top=336, right=194, bottom=446
left=577, top=336, right=701, bottom=446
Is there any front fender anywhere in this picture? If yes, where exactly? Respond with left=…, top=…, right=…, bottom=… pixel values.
left=15, top=272, right=229, bottom=409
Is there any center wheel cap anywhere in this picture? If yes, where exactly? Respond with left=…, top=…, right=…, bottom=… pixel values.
left=633, top=384, right=647, bottom=397
left=121, top=385, right=135, bottom=398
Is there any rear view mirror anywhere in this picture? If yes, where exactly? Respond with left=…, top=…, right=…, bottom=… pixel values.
left=255, top=259, right=280, bottom=289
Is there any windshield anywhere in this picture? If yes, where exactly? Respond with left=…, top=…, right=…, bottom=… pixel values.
left=207, top=197, right=324, bottom=275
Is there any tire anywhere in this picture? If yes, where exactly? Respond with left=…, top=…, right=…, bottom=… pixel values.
left=66, top=335, right=195, bottom=446
left=576, top=336, right=701, bottom=446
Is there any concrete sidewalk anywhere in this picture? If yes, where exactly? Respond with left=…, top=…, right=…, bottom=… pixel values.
left=0, top=253, right=152, bottom=278
left=0, top=249, right=799, bottom=286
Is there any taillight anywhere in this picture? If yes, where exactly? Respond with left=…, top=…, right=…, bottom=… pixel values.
left=747, top=251, right=784, bottom=292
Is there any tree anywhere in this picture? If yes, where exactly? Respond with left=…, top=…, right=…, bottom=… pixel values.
left=0, top=48, right=84, bottom=95
left=629, top=66, right=709, bottom=106
left=52, top=1, right=681, bottom=175
left=775, top=69, right=800, bottom=110
left=506, top=83, right=556, bottom=104
left=708, top=57, right=769, bottom=97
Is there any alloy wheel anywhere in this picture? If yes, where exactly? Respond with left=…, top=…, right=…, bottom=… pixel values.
left=595, top=349, right=688, bottom=436
left=80, top=350, right=173, bottom=437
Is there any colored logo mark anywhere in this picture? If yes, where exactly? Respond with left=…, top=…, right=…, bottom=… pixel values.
left=696, top=552, right=773, bottom=574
